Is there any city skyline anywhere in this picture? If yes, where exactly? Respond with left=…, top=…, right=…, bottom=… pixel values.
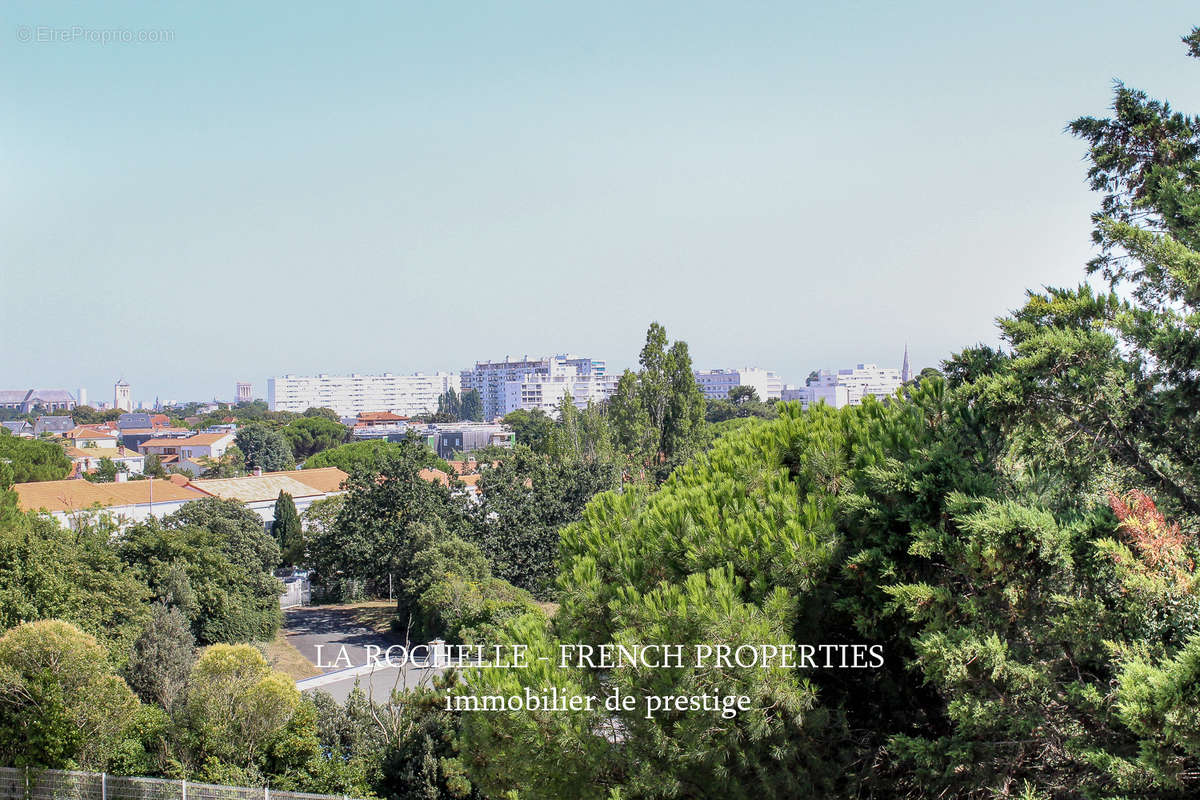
left=25, top=343, right=914, bottom=409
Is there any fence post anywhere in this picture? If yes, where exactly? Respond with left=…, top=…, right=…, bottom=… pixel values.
left=182, top=778, right=187, bottom=800
left=101, top=773, right=107, bottom=800
left=265, top=787, right=269, bottom=800
left=24, top=767, right=28, bottom=800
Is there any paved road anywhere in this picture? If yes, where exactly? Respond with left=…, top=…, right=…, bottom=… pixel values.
left=285, top=606, right=400, bottom=671
left=284, top=606, right=440, bottom=703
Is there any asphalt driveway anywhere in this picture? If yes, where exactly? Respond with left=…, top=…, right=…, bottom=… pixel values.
left=284, top=605, right=401, bottom=671
left=284, top=604, right=438, bottom=703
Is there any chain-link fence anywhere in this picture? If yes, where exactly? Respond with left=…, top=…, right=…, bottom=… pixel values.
left=0, top=769, right=363, bottom=800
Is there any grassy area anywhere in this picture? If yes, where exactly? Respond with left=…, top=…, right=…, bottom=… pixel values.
left=346, top=599, right=399, bottom=635
left=260, top=630, right=322, bottom=680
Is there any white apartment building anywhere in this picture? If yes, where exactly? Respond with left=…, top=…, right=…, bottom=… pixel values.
left=267, top=372, right=460, bottom=417
left=501, top=372, right=619, bottom=418
left=803, top=363, right=903, bottom=407
left=461, top=354, right=606, bottom=420
left=694, top=368, right=783, bottom=402
left=781, top=384, right=851, bottom=410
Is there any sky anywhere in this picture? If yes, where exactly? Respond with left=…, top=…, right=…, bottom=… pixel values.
left=3, top=1, right=1199, bottom=405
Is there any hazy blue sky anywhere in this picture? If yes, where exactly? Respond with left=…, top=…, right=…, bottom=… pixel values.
left=4, top=1, right=1198, bottom=404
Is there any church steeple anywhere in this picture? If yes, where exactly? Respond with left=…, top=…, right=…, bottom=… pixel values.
left=901, top=344, right=911, bottom=384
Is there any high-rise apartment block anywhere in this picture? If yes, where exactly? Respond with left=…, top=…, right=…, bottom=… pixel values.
left=693, top=368, right=783, bottom=402
left=784, top=362, right=903, bottom=409
left=460, top=354, right=610, bottom=419
left=502, top=371, right=620, bottom=417
left=267, top=373, right=460, bottom=417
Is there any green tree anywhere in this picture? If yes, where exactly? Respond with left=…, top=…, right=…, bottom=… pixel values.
left=307, top=439, right=466, bottom=598
left=123, top=601, right=196, bottom=710
left=118, top=505, right=282, bottom=645
left=951, top=27, right=1200, bottom=518
left=166, top=497, right=281, bottom=574
left=305, top=439, right=425, bottom=473
left=606, top=323, right=706, bottom=479
left=606, top=369, right=654, bottom=464
left=437, top=387, right=462, bottom=420
left=705, top=397, right=776, bottom=424
left=917, top=366, right=943, bottom=382
left=460, top=389, right=484, bottom=422
left=69, top=406, right=122, bottom=425
left=0, top=513, right=150, bottom=663
left=81, top=456, right=124, bottom=483
left=501, top=408, right=554, bottom=454
left=272, top=491, right=304, bottom=566
left=0, top=429, right=71, bottom=482
left=727, top=385, right=759, bottom=404
left=182, top=644, right=301, bottom=779
left=143, top=453, right=168, bottom=479
left=200, top=445, right=246, bottom=478
left=282, top=416, right=348, bottom=462
left=548, top=394, right=616, bottom=467
left=236, top=423, right=295, bottom=472
left=0, top=620, right=142, bottom=770
left=469, top=445, right=618, bottom=595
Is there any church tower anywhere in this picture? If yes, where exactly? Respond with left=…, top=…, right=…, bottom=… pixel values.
left=901, top=344, right=911, bottom=384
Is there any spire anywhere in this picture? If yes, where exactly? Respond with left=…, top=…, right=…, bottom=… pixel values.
left=901, top=344, right=911, bottom=384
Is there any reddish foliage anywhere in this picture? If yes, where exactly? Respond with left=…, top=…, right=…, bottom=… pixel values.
left=1107, top=490, right=1193, bottom=573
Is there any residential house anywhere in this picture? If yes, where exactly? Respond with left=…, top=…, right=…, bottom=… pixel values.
left=1, top=420, right=33, bottom=437
left=33, top=416, right=75, bottom=436
left=117, top=412, right=154, bottom=430
left=138, top=431, right=235, bottom=475
left=13, top=475, right=210, bottom=526
left=67, top=446, right=145, bottom=477
left=418, top=466, right=482, bottom=502
left=118, top=426, right=191, bottom=452
left=66, top=427, right=119, bottom=449
left=356, top=411, right=409, bottom=428
left=190, top=467, right=348, bottom=528
left=14, top=467, right=349, bottom=529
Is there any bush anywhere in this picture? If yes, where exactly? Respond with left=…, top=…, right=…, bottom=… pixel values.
left=0, top=620, right=142, bottom=770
